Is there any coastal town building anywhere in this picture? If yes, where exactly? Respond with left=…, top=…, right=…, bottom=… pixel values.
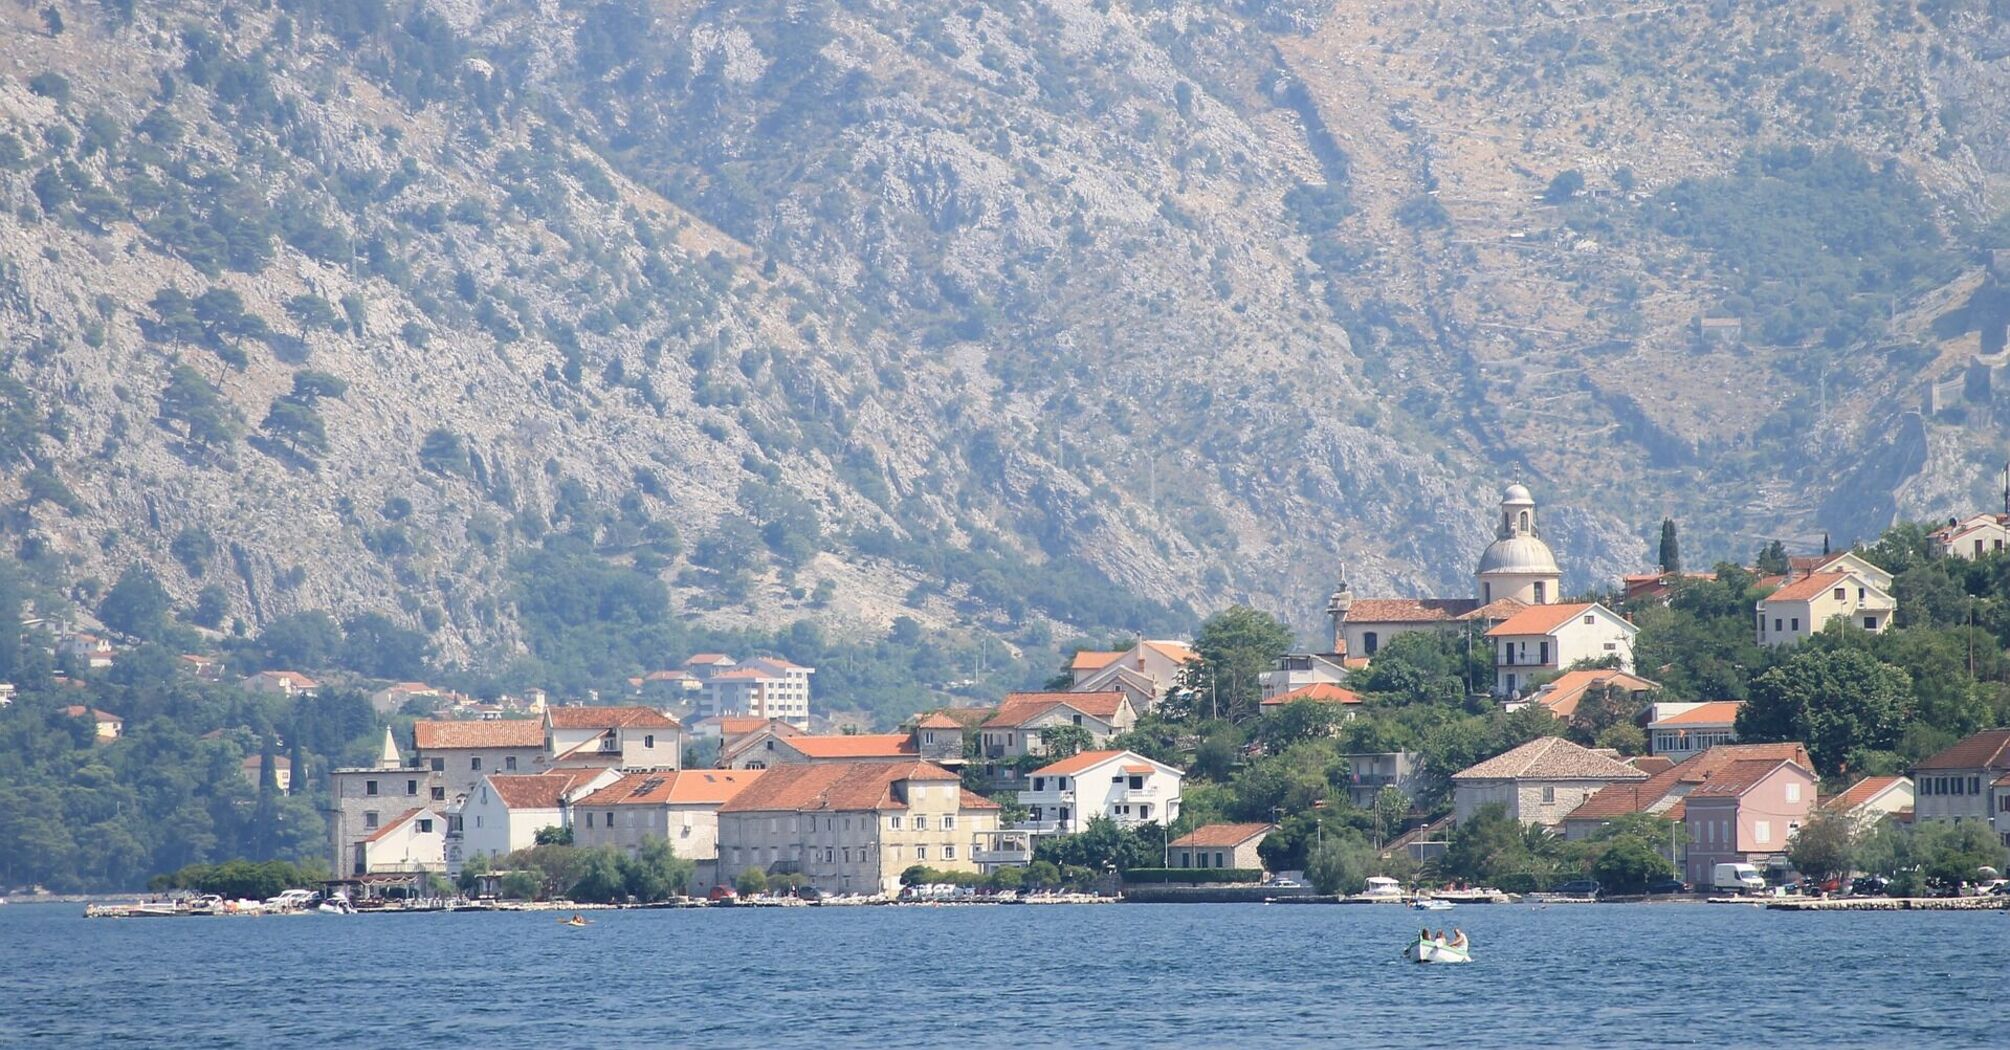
left=458, top=768, right=617, bottom=861
left=352, top=806, right=449, bottom=876
left=714, top=761, right=1000, bottom=896
left=723, top=729, right=918, bottom=770
left=701, top=657, right=815, bottom=728
left=1016, top=750, right=1184, bottom=834
left=1450, top=737, right=1648, bottom=826
left=1485, top=602, right=1637, bottom=697
left=60, top=633, right=116, bottom=670
left=369, top=682, right=445, bottom=714
left=242, top=670, right=319, bottom=698
left=1168, top=823, right=1274, bottom=870
left=1338, top=752, right=1421, bottom=807
left=977, top=692, right=1137, bottom=777
left=1066, top=640, right=1198, bottom=712
left=1754, top=570, right=1895, bottom=646
left=1258, top=652, right=1354, bottom=701
left=62, top=705, right=124, bottom=740
left=240, top=753, right=293, bottom=792
left=328, top=729, right=443, bottom=876
left=1259, top=682, right=1364, bottom=713
left=1821, top=775, right=1915, bottom=831
left=412, top=719, right=547, bottom=783
left=1680, top=757, right=1816, bottom=887
left=911, top=712, right=969, bottom=766
left=572, top=769, right=765, bottom=890
left=178, top=653, right=223, bottom=681
left=544, top=705, right=683, bottom=770
left=1646, top=701, right=1744, bottom=759
left=1909, top=729, right=2010, bottom=844
left=1559, top=743, right=1813, bottom=877
left=1511, top=669, right=1658, bottom=720
left=1330, top=484, right=1580, bottom=665
left=1930, top=513, right=2010, bottom=561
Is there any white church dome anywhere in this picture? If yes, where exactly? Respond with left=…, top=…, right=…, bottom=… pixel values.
left=1476, top=534, right=1561, bottom=576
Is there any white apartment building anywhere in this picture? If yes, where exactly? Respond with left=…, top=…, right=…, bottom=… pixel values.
left=1485, top=602, right=1638, bottom=697
left=1754, top=571, right=1895, bottom=647
left=1016, top=750, right=1183, bottom=834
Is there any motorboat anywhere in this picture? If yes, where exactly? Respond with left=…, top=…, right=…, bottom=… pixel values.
left=1411, top=898, right=1455, bottom=911
left=316, top=894, right=355, bottom=915
left=1404, top=930, right=1472, bottom=964
left=1356, top=876, right=1404, bottom=901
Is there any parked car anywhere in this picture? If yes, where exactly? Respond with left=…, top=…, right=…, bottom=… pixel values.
left=1991, top=882, right=2010, bottom=897
left=1849, top=876, right=1890, bottom=897
left=1553, top=879, right=1600, bottom=898
left=1645, top=878, right=1688, bottom=895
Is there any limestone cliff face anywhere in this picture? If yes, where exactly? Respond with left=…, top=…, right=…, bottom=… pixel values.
left=0, top=1, right=2004, bottom=658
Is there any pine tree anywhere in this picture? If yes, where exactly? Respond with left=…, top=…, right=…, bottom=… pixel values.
left=1658, top=518, right=1681, bottom=574
left=253, top=732, right=280, bottom=859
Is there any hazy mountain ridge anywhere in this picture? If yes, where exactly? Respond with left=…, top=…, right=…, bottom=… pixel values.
left=0, top=0, right=2005, bottom=667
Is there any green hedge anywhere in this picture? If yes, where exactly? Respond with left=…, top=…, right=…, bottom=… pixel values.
left=1121, top=868, right=1264, bottom=885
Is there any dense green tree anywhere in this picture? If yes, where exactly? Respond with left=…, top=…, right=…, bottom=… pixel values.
left=159, top=365, right=241, bottom=451
left=735, top=866, right=769, bottom=896
left=1305, top=832, right=1374, bottom=894
left=1190, top=605, right=1293, bottom=722
left=287, top=370, right=348, bottom=405
left=171, top=526, right=216, bottom=577
left=1914, top=820, right=2008, bottom=890
left=1658, top=519, right=1681, bottom=574
left=260, top=398, right=328, bottom=457
left=1738, top=643, right=1911, bottom=774
left=1257, top=697, right=1346, bottom=753
left=1589, top=836, right=1674, bottom=894
left=1786, top=810, right=1855, bottom=884
left=1755, top=540, right=1790, bottom=575
left=1037, top=724, right=1092, bottom=760
left=98, top=565, right=173, bottom=640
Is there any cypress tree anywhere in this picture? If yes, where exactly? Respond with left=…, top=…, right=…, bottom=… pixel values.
left=1658, top=518, right=1681, bottom=574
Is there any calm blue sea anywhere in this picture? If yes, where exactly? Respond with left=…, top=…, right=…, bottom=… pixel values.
left=0, top=899, right=1996, bottom=1048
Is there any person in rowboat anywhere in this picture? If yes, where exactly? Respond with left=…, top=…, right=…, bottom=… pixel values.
left=1448, top=928, right=1468, bottom=949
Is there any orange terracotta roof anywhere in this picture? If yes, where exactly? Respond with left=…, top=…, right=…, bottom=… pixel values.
left=1628, top=756, right=1675, bottom=775
left=1343, top=598, right=1480, bottom=624
left=485, top=769, right=606, bottom=809
left=1069, top=650, right=1123, bottom=671
left=1822, top=775, right=1909, bottom=813
left=1458, top=597, right=1530, bottom=622
left=784, top=734, right=918, bottom=759
left=1531, top=670, right=1659, bottom=720
left=1913, top=729, right=2010, bottom=771
left=1563, top=743, right=1813, bottom=823
left=1120, top=763, right=1156, bottom=775
left=699, top=716, right=776, bottom=736
left=1763, top=572, right=1850, bottom=603
left=1168, top=822, right=1274, bottom=849
left=361, top=807, right=428, bottom=843
left=1688, top=758, right=1803, bottom=798
left=63, top=705, right=123, bottom=722
left=546, top=706, right=681, bottom=730
left=1485, top=602, right=1601, bottom=638
left=985, top=692, right=1128, bottom=728
left=915, top=712, right=965, bottom=730
left=1260, top=682, right=1364, bottom=707
left=413, top=719, right=544, bottom=750
left=1649, top=701, right=1744, bottom=727
left=576, top=769, right=764, bottom=807
left=719, top=761, right=963, bottom=813
left=1030, top=749, right=1166, bottom=777
left=1142, top=641, right=1199, bottom=665
left=241, top=754, right=292, bottom=771
left=685, top=653, right=733, bottom=665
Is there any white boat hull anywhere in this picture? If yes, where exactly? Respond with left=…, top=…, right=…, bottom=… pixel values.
left=1404, top=937, right=1472, bottom=964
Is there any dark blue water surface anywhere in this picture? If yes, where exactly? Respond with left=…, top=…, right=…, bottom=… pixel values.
left=1, top=899, right=1997, bottom=1048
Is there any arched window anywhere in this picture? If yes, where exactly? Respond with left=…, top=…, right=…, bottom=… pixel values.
left=1518, top=510, right=1531, bottom=532
left=1363, top=631, right=1380, bottom=655
left=1533, top=581, right=1546, bottom=604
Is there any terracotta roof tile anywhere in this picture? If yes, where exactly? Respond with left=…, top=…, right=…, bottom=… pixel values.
left=485, top=769, right=606, bottom=809
left=1530, top=670, right=1659, bottom=719
left=1822, top=775, right=1910, bottom=813
left=984, top=692, right=1128, bottom=728
left=1563, top=743, right=1812, bottom=823
left=1764, top=572, right=1852, bottom=603
left=1029, top=749, right=1172, bottom=778
left=1260, top=682, right=1363, bottom=707
left=1485, top=602, right=1602, bottom=638
left=412, top=719, right=544, bottom=750
left=1688, top=758, right=1803, bottom=798
left=1142, top=641, right=1199, bottom=665
left=546, top=706, right=681, bottom=730
left=1343, top=598, right=1480, bottom=624
left=1451, top=737, right=1648, bottom=782
left=1649, top=701, right=1744, bottom=728
left=1628, top=756, right=1675, bottom=775
left=915, top=712, right=964, bottom=729
left=1168, top=822, right=1274, bottom=849
left=719, top=761, right=963, bottom=813
left=1069, top=650, right=1123, bottom=671
left=1913, top=729, right=2010, bottom=771
left=575, top=769, right=764, bottom=808
left=782, top=734, right=918, bottom=759
left=1458, top=597, right=1530, bottom=622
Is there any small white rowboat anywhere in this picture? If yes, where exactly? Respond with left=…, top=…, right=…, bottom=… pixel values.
left=1404, top=933, right=1472, bottom=964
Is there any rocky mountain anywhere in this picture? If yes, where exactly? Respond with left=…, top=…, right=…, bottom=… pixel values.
left=0, top=0, right=2006, bottom=674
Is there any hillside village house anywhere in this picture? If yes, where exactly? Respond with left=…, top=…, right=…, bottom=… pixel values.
left=724, top=729, right=918, bottom=770
left=412, top=719, right=547, bottom=781
left=1647, top=701, right=1744, bottom=759
left=1485, top=602, right=1638, bottom=697
left=977, top=692, right=1137, bottom=776
left=1016, top=750, right=1184, bottom=834
left=1559, top=743, right=1813, bottom=877
left=715, top=761, right=1000, bottom=896
left=1930, top=512, right=2010, bottom=560
left=701, top=657, right=815, bottom=728
left=545, top=706, right=683, bottom=770
left=1168, top=823, right=1273, bottom=871
left=62, top=705, right=124, bottom=740
left=329, top=730, right=447, bottom=876
left=243, top=670, right=319, bottom=698
left=1338, top=752, right=1421, bottom=807
left=1509, top=669, right=1658, bottom=720
left=1066, top=640, right=1198, bottom=712
left=240, top=753, right=293, bottom=792
left=178, top=653, right=223, bottom=681
left=1258, top=682, right=1364, bottom=714
left=910, top=712, right=969, bottom=767
left=1681, top=757, right=1817, bottom=886
left=1331, top=484, right=1577, bottom=663
left=1910, top=729, right=2010, bottom=846
left=572, top=769, right=765, bottom=890
left=60, top=633, right=116, bottom=670
left=1821, top=775, right=1915, bottom=831
left=1451, top=737, right=1647, bottom=826
left=459, top=768, right=617, bottom=861
left=1754, top=571, right=1895, bottom=646
left=1259, top=652, right=1354, bottom=701
left=369, top=682, right=444, bottom=714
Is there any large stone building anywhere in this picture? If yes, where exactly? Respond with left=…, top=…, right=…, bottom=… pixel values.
left=1450, top=737, right=1648, bottom=827
left=715, top=761, right=1001, bottom=896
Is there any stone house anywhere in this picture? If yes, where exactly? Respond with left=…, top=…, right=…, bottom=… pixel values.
left=1167, top=823, right=1273, bottom=871
left=1451, top=737, right=1647, bottom=827
left=571, top=769, right=765, bottom=891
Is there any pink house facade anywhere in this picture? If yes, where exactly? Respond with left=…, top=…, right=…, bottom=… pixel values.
left=1682, top=758, right=1816, bottom=886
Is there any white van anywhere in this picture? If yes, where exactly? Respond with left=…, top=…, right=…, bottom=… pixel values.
left=1713, top=863, right=1765, bottom=894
